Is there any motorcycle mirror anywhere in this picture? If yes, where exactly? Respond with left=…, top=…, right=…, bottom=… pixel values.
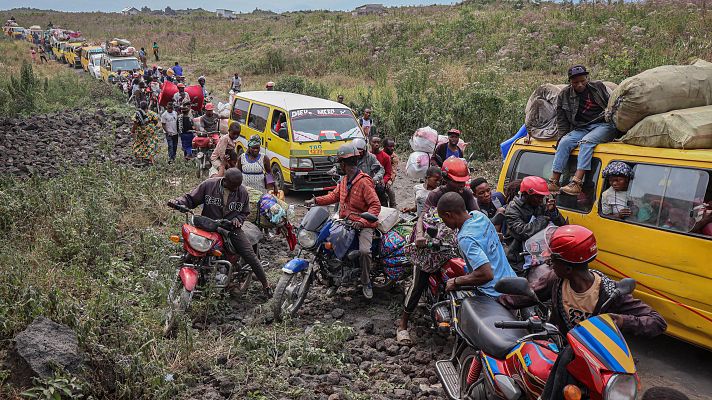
left=426, top=226, right=438, bottom=238
left=359, top=212, right=378, bottom=223
left=617, top=278, right=636, bottom=296
left=494, top=277, right=537, bottom=300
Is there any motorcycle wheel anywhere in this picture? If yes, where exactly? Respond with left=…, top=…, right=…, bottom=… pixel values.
left=459, top=348, right=487, bottom=400
left=163, top=280, right=193, bottom=338
left=272, top=269, right=314, bottom=321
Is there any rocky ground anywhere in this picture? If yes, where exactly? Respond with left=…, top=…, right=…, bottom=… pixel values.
left=0, top=108, right=133, bottom=177
left=2, top=112, right=708, bottom=399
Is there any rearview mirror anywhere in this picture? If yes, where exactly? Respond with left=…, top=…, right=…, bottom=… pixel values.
left=360, top=212, right=378, bottom=223
left=617, top=278, right=636, bottom=296
left=494, top=277, right=537, bottom=300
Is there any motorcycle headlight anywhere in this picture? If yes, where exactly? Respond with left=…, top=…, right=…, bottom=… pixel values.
left=188, top=232, right=214, bottom=252
left=298, top=229, right=317, bottom=249
left=604, top=374, right=639, bottom=400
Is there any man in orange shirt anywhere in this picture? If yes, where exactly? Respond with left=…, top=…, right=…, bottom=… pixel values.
left=306, top=144, right=381, bottom=299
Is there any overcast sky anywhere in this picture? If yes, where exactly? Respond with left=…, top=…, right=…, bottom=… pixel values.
left=2, top=0, right=457, bottom=13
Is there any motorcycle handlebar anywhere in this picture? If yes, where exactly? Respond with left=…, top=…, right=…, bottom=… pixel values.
left=167, top=201, right=190, bottom=213
left=495, top=320, right=531, bottom=329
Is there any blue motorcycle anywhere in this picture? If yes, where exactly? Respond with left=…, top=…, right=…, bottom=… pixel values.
left=272, top=206, right=412, bottom=320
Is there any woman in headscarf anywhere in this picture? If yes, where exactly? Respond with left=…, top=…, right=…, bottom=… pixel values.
left=237, top=134, right=276, bottom=194
left=130, top=101, right=160, bottom=165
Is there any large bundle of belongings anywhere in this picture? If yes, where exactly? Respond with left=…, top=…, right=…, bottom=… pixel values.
left=246, top=188, right=293, bottom=229
left=104, top=38, right=135, bottom=57
left=405, top=126, right=466, bottom=178
left=524, top=81, right=618, bottom=141
left=158, top=80, right=204, bottom=112
left=608, top=59, right=712, bottom=149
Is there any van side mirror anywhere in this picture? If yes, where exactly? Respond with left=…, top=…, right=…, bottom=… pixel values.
left=359, top=212, right=378, bottom=223
left=494, top=277, right=538, bottom=301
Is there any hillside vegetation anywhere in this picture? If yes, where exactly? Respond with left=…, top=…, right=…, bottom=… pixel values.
left=4, top=1, right=712, bottom=158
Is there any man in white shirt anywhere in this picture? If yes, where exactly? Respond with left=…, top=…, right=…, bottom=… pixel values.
left=359, top=108, right=375, bottom=138
left=160, top=102, right=179, bottom=162
left=230, top=72, right=242, bottom=93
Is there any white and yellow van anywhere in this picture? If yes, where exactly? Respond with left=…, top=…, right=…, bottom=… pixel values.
left=498, top=138, right=712, bottom=350
left=99, top=54, right=140, bottom=83
left=228, top=91, right=365, bottom=192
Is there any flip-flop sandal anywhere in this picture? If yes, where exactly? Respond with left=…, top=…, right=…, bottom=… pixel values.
left=396, top=329, right=412, bottom=345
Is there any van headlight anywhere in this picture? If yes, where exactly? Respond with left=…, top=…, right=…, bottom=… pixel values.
left=188, top=232, right=214, bottom=252
left=290, top=158, right=313, bottom=170
left=604, top=374, right=638, bottom=400
left=298, top=230, right=317, bottom=249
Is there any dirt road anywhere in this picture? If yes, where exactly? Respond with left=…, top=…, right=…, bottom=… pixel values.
left=282, top=160, right=712, bottom=399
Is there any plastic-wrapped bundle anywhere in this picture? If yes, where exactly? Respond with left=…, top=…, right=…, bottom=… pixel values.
left=405, top=151, right=430, bottom=179
left=409, top=126, right=439, bottom=152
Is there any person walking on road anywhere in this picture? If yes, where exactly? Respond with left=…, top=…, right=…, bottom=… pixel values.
left=177, top=105, right=194, bottom=160
left=237, top=135, right=277, bottom=194
left=131, top=101, right=160, bottom=165
left=160, top=102, right=179, bottom=162
left=230, top=73, right=242, bottom=93
left=38, top=46, right=48, bottom=63
left=383, top=138, right=399, bottom=208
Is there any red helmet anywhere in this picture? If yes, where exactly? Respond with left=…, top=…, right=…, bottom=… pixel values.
left=547, top=225, right=597, bottom=264
left=442, top=157, right=469, bottom=183
left=520, top=176, right=550, bottom=196
left=204, top=103, right=215, bottom=111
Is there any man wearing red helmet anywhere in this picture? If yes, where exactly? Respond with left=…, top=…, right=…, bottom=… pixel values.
left=199, top=103, right=219, bottom=133
left=414, top=157, right=478, bottom=247
left=500, top=224, right=667, bottom=336
left=503, top=176, right=566, bottom=270
left=500, top=225, right=666, bottom=400
left=173, top=83, right=191, bottom=108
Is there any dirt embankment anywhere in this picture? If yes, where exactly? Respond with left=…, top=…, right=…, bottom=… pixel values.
left=0, top=108, right=133, bottom=177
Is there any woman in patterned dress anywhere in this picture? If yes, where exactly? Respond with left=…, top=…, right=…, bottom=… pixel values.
left=131, top=101, right=160, bottom=165
left=237, top=134, right=276, bottom=193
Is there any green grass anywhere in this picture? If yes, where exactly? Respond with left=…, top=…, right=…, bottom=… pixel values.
left=4, top=2, right=711, bottom=157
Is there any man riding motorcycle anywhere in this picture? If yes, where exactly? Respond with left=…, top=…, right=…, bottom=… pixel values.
left=305, top=144, right=381, bottom=299
left=199, top=103, right=219, bottom=132
left=499, top=225, right=667, bottom=399
left=503, top=176, right=566, bottom=270
left=168, top=168, right=272, bottom=298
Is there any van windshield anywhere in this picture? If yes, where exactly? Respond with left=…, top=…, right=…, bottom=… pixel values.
left=289, top=108, right=363, bottom=143
left=111, top=58, right=140, bottom=71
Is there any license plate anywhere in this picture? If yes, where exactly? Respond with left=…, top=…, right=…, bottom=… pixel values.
left=308, top=144, right=323, bottom=155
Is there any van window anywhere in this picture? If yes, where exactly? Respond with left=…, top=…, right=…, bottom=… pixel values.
left=248, top=104, right=269, bottom=132
left=602, top=163, right=711, bottom=237
left=232, top=99, right=249, bottom=124
left=271, top=110, right=288, bottom=141
left=509, top=150, right=600, bottom=213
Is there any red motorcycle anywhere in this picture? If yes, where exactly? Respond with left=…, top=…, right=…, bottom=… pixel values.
left=192, top=131, right=220, bottom=179
left=435, top=277, right=640, bottom=400
left=163, top=202, right=258, bottom=336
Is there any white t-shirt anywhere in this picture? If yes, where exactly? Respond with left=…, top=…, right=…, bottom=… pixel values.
left=601, top=186, right=629, bottom=215
left=414, top=183, right=432, bottom=216
left=160, top=110, right=178, bottom=136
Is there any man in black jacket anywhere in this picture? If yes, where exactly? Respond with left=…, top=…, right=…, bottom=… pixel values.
left=549, top=65, right=618, bottom=196
left=504, top=176, right=565, bottom=270
left=169, top=169, right=272, bottom=297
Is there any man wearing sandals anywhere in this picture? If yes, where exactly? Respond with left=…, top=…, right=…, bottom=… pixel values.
left=548, top=65, right=618, bottom=195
